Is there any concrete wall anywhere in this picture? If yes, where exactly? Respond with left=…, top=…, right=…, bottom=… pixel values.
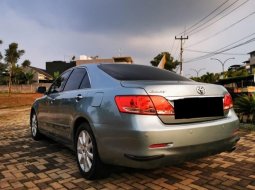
left=0, top=83, right=52, bottom=93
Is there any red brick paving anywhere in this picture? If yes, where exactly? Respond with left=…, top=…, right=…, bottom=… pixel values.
left=0, top=107, right=254, bottom=189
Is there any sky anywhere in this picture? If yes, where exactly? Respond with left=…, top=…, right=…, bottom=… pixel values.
left=0, top=0, right=255, bottom=77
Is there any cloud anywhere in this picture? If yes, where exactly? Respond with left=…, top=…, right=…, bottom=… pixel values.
left=1, top=0, right=254, bottom=77
left=3, top=0, right=220, bottom=35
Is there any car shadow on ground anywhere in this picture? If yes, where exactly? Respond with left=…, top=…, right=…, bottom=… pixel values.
left=34, top=134, right=190, bottom=179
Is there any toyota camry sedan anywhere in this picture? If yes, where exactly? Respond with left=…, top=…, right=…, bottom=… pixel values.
left=30, top=63, right=239, bottom=179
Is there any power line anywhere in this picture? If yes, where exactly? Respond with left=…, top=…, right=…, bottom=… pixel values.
left=185, top=32, right=255, bottom=62
left=184, top=49, right=247, bottom=55
left=185, top=36, right=255, bottom=63
left=170, top=38, right=176, bottom=55
left=186, top=38, right=255, bottom=63
left=173, top=41, right=180, bottom=60
left=186, top=0, right=242, bottom=35
left=215, top=32, right=255, bottom=51
left=186, top=9, right=255, bottom=48
left=218, top=37, right=255, bottom=53
left=178, top=0, right=230, bottom=36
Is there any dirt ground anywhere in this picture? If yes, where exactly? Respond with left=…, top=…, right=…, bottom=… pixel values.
left=0, top=93, right=43, bottom=109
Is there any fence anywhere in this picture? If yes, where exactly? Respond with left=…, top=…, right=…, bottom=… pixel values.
left=0, top=83, right=52, bottom=93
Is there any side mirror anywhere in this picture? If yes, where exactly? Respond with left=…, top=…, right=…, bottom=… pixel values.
left=36, top=86, right=47, bottom=94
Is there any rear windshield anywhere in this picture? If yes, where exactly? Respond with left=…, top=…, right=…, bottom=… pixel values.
left=98, top=64, right=190, bottom=81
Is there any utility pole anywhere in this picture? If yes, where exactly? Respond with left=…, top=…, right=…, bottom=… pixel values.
left=175, top=36, right=188, bottom=75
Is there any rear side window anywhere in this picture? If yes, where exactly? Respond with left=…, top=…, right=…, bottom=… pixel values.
left=98, top=64, right=190, bottom=81
left=80, top=73, right=91, bottom=89
left=64, top=68, right=88, bottom=91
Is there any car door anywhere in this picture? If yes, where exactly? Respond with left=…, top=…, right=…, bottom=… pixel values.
left=52, top=68, right=91, bottom=141
left=39, top=70, right=72, bottom=134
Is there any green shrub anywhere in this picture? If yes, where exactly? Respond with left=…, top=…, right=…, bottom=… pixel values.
left=234, top=94, right=255, bottom=124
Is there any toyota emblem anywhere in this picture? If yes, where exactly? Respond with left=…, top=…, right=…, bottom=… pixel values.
left=196, top=86, right=205, bottom=95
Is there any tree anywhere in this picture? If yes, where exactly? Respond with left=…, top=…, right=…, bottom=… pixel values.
left=234, top=94, right=255, bottom=123
left=200, top=72, right=219, bottom=83
left=22, top=59, right=31, bottom=67
left=0, top=39, right=2, bottom=63
left=25, top=71, right=34, bottom=84
left=225, top=68, right=248, bottom=78
left=0, top=40, right=7, bottom=84
left=4, top=43, right=25, bottom=95
left=12, top=65, right=24, bottom=84
left=0, top=63, right=8, bottom=84
left=150, top=52, right=179, bottom=71
left=53, top=71, right=60, bottom=80
left=190, top=76, right=202, bottom=82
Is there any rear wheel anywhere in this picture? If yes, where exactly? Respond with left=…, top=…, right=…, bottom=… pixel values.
left=30, top=111, right=42, bottom=140
left=75, top=123, right=108, bottom=179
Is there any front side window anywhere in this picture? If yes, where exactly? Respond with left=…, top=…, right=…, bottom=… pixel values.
left=48, top=70, right=72, bottom=94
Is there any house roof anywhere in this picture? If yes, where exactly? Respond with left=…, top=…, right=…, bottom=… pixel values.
left=248, top=50, right=255, bottom=55
left=76, top=56, right=133, bottom=65
left=113, top=56, right=133, bottom=63
left=28, top=66, right=53, bottom=79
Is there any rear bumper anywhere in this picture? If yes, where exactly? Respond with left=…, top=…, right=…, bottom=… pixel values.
left=123, top=135, right=239, bottom=168
left=94, top=109, right=239, bottom=169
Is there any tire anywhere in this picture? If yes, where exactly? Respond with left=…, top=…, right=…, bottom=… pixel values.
left=30, top=111, right=42, bottom=140
left=75, top=123, right=109, bottom=179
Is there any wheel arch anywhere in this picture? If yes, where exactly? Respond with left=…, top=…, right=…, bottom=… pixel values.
left=30, top=107, right=36, bottom=124
left=72, top=117, right=91, bottom=147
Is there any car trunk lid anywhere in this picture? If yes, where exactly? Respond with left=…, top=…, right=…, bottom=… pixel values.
left=121, top=81, right=228, bottom=124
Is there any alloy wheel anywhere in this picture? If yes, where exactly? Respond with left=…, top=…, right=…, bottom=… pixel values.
left=31, top=114, right=37, bottom=137
left=77, top=130, right=94, bottom=172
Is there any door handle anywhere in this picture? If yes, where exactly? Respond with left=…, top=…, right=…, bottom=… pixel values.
left=50, top=98, right=55, bottom=104
left=75, top=94, right=83, bottom=102
left=47, top=97, right=55, bottom=104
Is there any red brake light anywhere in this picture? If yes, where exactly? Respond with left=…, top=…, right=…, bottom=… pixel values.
left=223, top=93, right=233, bottom=110
left=150, top=96, right=175, bottom=115
left=115, top=96, right=156, bottom=114
left=115, top=95, right=174, bottom=115
left=149, top=143, right=168, bottom=149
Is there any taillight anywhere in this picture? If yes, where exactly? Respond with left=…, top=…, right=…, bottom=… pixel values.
left=115, top=95, right=174, bottom=115
left=115, top=96, right=156, bottom=114
left=223, top=93, right=233, bottom=110
left=150, top=96, right=175, bottom=115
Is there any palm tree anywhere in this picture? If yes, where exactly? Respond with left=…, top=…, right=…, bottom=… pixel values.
left=234, top=94, right=255, bottom=123
left=25, top=71, right=34, bottom=84
left=200, top=72, right=219, bottom=83
left=150, top=52, right=180, bottom=71
left=22, top=59, right=31, bottom=67
left=53, top=71, right=60, bottom=80
left=0, top=40, right=2, bottom=61
left=4, top=43, right=25, bottom=95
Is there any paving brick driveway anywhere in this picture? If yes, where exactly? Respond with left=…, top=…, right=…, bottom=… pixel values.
left=0, top=107, right=254, bottom=190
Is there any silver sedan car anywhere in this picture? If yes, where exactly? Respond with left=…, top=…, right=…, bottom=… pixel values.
left=30, top=64, right=239, bottom=179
